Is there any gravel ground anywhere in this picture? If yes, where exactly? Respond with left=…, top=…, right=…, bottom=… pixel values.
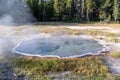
left=103, top=56, right=120, bottom=74
left=0, top=62, right=15, bottom=79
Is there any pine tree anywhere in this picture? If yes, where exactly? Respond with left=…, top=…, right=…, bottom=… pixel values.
left=46, top=0, right=54, bottom=21
left=85, top=0, right=96, bottom=22
left=100, top=0, right=113, bottom=22
left=114, top=0, right=120, bottom=22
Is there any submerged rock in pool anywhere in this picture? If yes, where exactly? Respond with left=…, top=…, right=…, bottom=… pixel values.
left=13, top=37, right=105, bottom=58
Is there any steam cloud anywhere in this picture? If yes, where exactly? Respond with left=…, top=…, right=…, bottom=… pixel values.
left=0, top=0, right=35, bottom=25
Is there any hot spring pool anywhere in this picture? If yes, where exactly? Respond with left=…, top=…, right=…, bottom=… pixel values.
left=13, top=36, right=106, bottom=58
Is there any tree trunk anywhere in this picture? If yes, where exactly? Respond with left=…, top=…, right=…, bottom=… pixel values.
left=86, top=9, right=89, bottom=22
left=104, top=12, right=107, bottom=23
left=77, top=3, right=81, bottom=22
left=81, top=0, right=85, bottom=20
left=43, top=0, right=46, bottom=21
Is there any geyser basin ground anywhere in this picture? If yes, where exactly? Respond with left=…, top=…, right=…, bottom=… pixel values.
left=13, top=36, right=105, bottom=58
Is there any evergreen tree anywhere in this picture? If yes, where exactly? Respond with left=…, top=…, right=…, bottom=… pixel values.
left=45, top=0, right=54, bottom=21
left=64, top=0, right=73, bottom=21
left=114, top=0, right=120, bottom=22
left=85, top=0, right=96, bottom=22
left=27, top=0, right=119, bottom=23
left=100, top=0, right=113, bottom=22
left=54, top=0, right=66, bottom=20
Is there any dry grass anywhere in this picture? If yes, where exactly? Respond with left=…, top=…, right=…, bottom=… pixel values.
left=110, top=52, right=120, bottom=58
left=39, top=27, right=120, bottom=42
left=39, top=27, right=83, bottom=35
left=32, top=22, right=120, bottom=27
left=13, top=56, right=115, bottom=79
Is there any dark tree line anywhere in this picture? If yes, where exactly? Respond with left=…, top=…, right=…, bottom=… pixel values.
left=27, top=0, right=120, bottom=22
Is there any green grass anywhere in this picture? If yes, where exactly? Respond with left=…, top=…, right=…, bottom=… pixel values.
left=12, top=56, right=118, bottom=79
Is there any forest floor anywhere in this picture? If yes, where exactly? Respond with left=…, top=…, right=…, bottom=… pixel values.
left=0, top=23, right=120, bottom=79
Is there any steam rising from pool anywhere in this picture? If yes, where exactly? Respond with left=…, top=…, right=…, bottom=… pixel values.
left=13, top=36, right=106, bottom=58
left=0, top=0, right=34, bottom=25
